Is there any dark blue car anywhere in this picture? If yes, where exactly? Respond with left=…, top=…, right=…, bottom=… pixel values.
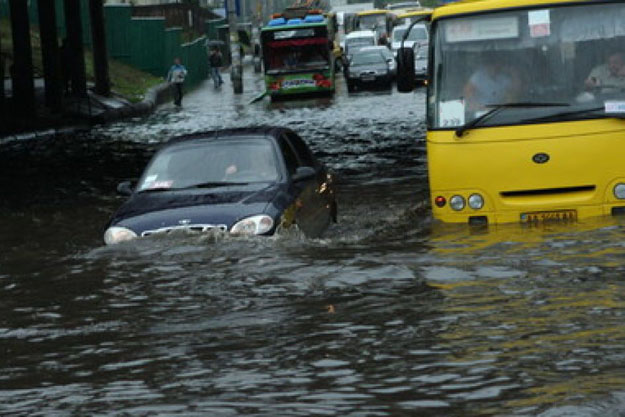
left=104, top=127, right=337, bottom=245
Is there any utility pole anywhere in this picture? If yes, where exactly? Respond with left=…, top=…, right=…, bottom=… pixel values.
left=64, top=0, right=88, bottom=97
left=227, top=0, right=243, bottom=93
left=0, top=27, right=5, bottom=127
left=9, top=0, right=36, bottom=117
left=89, top=0, right=111, bottom=96
left=37, top=0, right=63, bottom=112
left=252, top=0, right=262, bottom=73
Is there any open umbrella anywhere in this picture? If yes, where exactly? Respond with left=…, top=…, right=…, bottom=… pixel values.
left=205, top=39, right=226, bottom=47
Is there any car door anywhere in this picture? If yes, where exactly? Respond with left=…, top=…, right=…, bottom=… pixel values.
left=282, top=132, right=333, bottom=237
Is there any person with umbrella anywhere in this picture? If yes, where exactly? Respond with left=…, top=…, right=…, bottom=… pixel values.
left=208, top=46, right=224, bottom=88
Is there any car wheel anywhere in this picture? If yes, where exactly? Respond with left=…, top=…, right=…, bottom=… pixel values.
left=347, top=82, right=355, bottom=92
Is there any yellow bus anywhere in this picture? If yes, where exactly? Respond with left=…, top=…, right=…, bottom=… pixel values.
left=396, top=8, right=433, bottom=26
left=354, top=9, right=393, bottom=42
left=398, top=0, right=625, bottom=226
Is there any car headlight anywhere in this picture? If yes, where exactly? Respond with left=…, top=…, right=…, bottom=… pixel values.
left=468, top=194, right=484, bottom=210
left=614, top=183, right=625, bottom=199
left=104, top=226, right=138, bottom=245
left=230, top=215, right=274, bottom=235
left=449, top=195, right=466, bottom=211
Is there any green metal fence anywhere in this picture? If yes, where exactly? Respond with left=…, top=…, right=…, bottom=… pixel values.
left=129, top=17, right=166, bottom=75
left=180, top=37, right=209, bottom=86
left=1, top=1, right=208, bottom=89
left=104, top=5, right=133, bottom=66
left=0, top=0, right=93, bottom=46
left=0, top=0, right=8, bottom=19
left=104, top=5, right=208, bottom=87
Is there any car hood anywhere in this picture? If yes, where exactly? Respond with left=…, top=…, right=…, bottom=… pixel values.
left=109, top=183, right=285, bottom=232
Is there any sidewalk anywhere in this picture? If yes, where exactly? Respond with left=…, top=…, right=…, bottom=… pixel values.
left=1, top=78, right=172, bottom=141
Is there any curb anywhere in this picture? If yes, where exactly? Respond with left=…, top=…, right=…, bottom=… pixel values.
left=93, top=82, right=172, bottom=124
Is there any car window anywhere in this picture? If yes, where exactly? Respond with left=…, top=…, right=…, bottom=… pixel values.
left=138, top=139, right=280, bottom=189
left=284, top=132, right=315, bottom=167
left=352, top=52, right=385, bottom=65
left=279, top=136, right=300, bottom=176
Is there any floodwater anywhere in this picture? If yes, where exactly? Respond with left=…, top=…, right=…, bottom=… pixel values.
left=2, top=70, right=625, bottom=417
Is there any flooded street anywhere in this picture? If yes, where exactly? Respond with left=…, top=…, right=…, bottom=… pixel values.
left=3, top=70, right=625, bottom=416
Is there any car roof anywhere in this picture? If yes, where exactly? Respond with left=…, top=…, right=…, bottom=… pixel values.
left=359, top=46, right=391, bottom=52
left=345, top=30, right=376, bottom=39
left=166, top=126, right=292, bottom=147
left=352, top=48, right=387, bottom=57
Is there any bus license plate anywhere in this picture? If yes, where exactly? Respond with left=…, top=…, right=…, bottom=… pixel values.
left=520, top=210, right=577, bottom=223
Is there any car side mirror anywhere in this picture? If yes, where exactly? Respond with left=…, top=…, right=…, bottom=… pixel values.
left=117, top=181, right=134, bottom=196
left=396, top=46, right=415, bottom=93
left=292, top=166, right=316, bottom=182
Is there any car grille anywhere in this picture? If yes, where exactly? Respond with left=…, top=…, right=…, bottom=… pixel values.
left=141, top=224, right=228, bottom=237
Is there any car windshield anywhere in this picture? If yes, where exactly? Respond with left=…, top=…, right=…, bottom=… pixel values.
left=265, top=42, right=330, bottom=73
left=352, top=52, right=385, bottom=65
left=429, top=2, right=625, bottom=129
left=393, top=26, right=428, bottom=42
left=347, top=37, right=375, bottom=50
left=358, top=13, right=387, bottom=30
left=138, top=138, right=280, bottom=191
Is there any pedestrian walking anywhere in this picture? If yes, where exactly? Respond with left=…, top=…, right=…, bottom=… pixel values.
left=167, top=57, right=188, bottom=106
left=209, top=47, right=224, bottom=89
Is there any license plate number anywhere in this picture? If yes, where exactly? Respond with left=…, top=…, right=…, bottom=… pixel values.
left=520, top=210, right=577, bottom=223
left=361, top=75, right=375, bottom=82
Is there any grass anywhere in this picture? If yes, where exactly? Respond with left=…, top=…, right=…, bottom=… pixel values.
left=1, top=18, right=162, bottom=102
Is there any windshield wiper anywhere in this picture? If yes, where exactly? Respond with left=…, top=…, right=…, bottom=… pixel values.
left=137, top=182, right=248, bottom=193
left=182, top=181, right=249, bottom=189
left=455, top=102, right=570, bottom=137
left=521, top=105, right=625, bottom=123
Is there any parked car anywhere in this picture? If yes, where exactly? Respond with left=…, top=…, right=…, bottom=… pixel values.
left=345, top=48, right=394, bottom=92
left=359, top=45, right=396, bottom=78
left=390, top=23, right=428, bottom=56
left=103, top=127, right=337, bottom=245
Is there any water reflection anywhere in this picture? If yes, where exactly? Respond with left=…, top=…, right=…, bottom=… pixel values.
left=2, top=72, right=625, bottom=416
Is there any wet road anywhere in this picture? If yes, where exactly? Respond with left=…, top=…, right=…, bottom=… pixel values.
left=2, top=70, right=625, bottom=416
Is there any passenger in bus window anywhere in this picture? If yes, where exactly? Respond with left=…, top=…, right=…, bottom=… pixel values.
left=463, top=59, right=521, bottom=114
left=584, top=52, right=625, bottom=92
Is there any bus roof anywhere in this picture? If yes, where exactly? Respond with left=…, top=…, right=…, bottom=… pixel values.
left=397, top=7, right=433, bottom=18
left=356, top=9, right=389, bottom=16
left=261, top=21, right=327, bottom=32
left=432, top=0, right=588, bottom=20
